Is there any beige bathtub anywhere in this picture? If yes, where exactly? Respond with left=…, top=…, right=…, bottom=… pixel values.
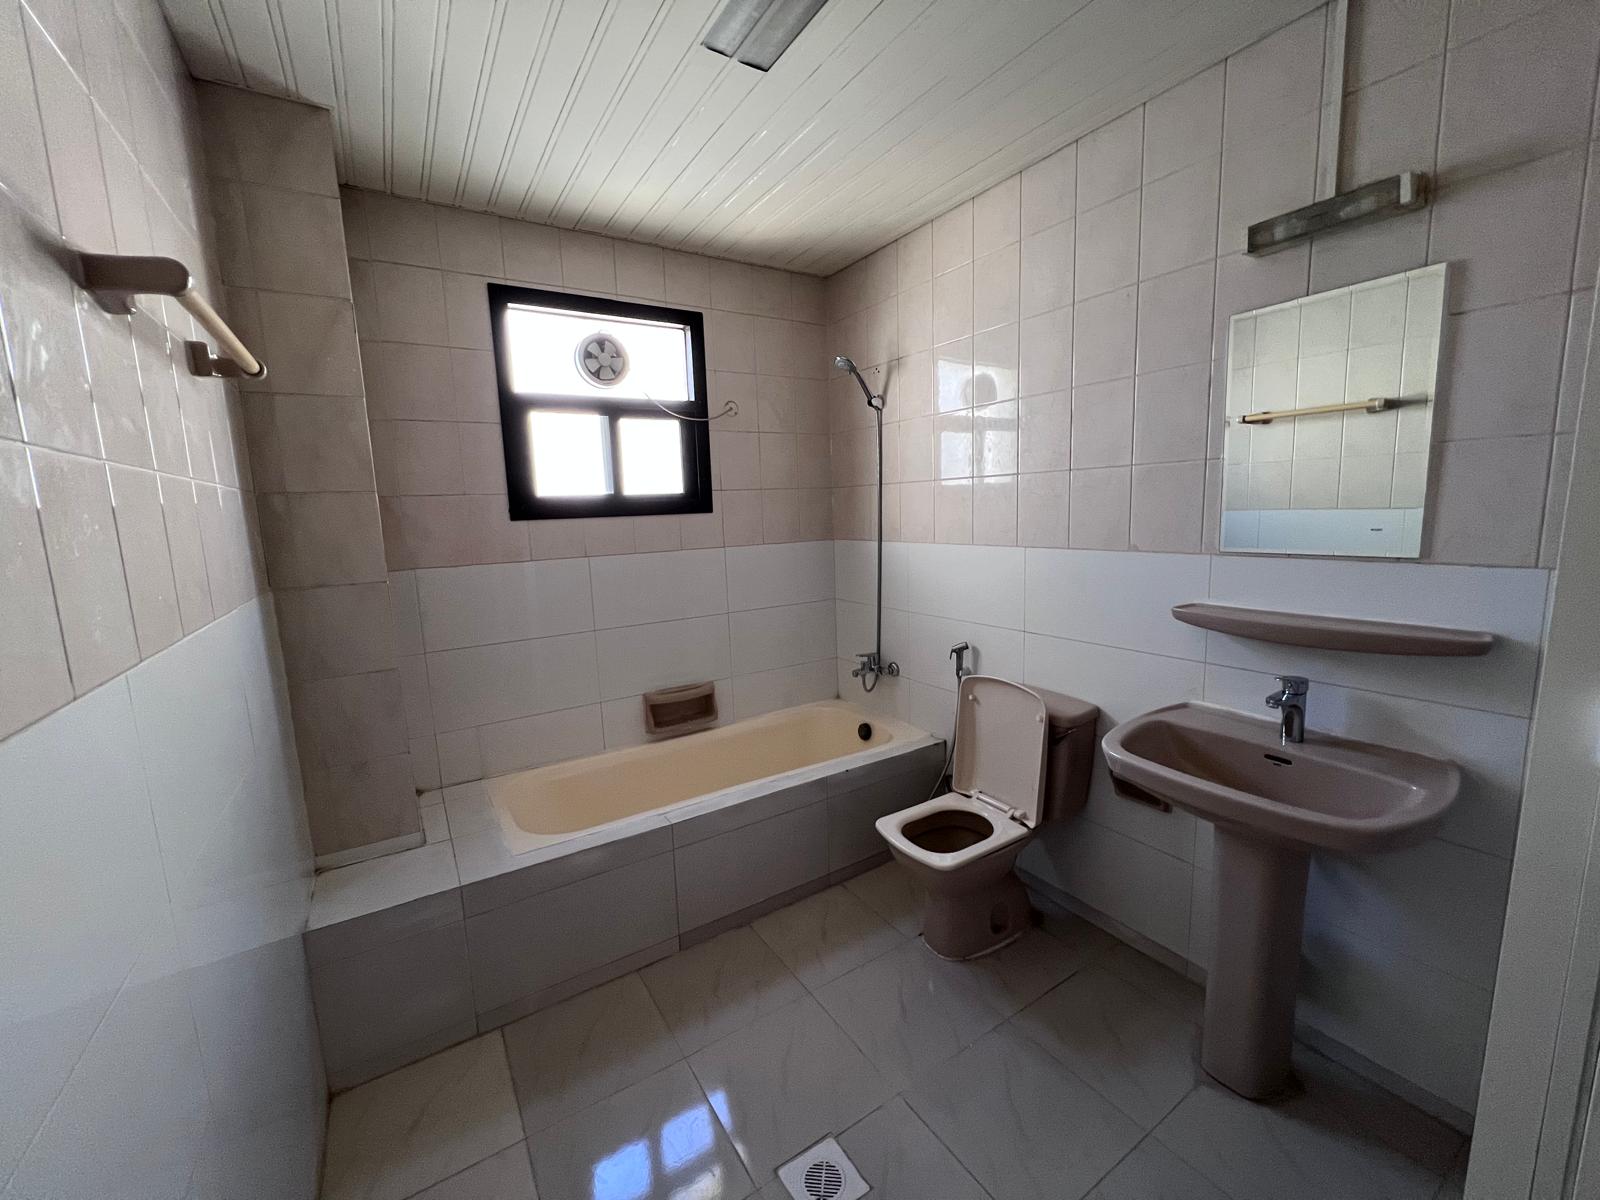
left=485, top=699, right=926, bottom=853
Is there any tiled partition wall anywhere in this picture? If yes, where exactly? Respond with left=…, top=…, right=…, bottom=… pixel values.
left=825, top=0, right=1600, bottom=1122
left=0, top=0, right=324, bottom=1193
left=199, top=84, right=420, bottom=863
left=339, top=190, right=839, bottom=786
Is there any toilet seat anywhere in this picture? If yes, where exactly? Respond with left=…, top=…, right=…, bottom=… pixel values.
left=875, top=791, right=1032, bottom=871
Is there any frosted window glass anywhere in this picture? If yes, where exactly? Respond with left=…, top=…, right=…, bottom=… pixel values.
left=530, top=411, right=610, bottom=497
left=618, top=418, right=684, bottom=496
left=504, top=304, right=691, bottom=404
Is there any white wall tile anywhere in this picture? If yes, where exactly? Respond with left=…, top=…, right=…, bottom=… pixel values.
left=1205, top=556, right=1548, bottom=715
left=427, top=633, right=599, bottom=729
left=1024, top=548, right=1209, bottom=660
left=416, top=560, right=593, bottom=650
left=726, top=540, right=835, bottom=610
left=904, top=542, right=1024, bottom=626
left=730, top=659, right=838, bottom=720
left=1023, top=632, right=1205, bottom=728
left=595, top=614, right=731, bottom=701
left=590, top=548, right=727, bottom=628
left=729, top=601, right=836, bottom=675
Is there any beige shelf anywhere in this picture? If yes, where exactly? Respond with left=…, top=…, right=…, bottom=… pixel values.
left=1171, top=602, right=1494, bottom=657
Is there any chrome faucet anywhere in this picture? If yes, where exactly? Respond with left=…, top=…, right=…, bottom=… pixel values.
left=1265, top=675, right=1310, bottom=745
left=852, top=650, right=898, bottom=687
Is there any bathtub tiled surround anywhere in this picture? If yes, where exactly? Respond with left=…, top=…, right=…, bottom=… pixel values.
left=826, top=0, right=1598, bottom=570
left=396, top=539, right=839, bottom=787
left=0, top=597, right=324, bottom=1198
left=340, top=186, right=832, bottom=569
left=318, top=860, right=1471, bottom=1200
left=304, top=732, right=943, bottom=1088
left=838, top=538, right=1547, bottom=1118
left=198, top=84, right=420, bottom=862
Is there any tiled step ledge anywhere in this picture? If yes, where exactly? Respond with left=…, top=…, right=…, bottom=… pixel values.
left=303, top=736, right=945, bottom=1090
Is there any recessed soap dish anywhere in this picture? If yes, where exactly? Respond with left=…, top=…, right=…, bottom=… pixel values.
left=642, top=681, right=718, bottom=737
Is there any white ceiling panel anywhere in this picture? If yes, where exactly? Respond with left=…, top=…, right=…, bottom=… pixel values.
left=158, top=0, right=1324, bottom=274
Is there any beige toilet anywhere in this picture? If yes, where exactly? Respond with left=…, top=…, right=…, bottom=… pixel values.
left=875, top=675, right=1098, bottom=959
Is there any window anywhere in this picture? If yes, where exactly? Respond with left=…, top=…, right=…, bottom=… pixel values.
left=487, top=284, right=713, bottom=520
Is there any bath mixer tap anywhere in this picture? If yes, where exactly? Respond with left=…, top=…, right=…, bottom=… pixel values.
left=1265, top=675, right=1309, bottom=745
left=852, top=650, right=898, bottom=685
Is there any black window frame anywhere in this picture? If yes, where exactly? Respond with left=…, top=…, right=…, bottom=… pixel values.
left=487, top=282, right=714, bottom=521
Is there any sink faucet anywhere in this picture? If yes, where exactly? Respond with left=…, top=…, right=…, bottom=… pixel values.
left=1265, top=676, right=1310, bottom=745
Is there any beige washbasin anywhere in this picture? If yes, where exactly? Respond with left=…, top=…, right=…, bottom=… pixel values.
left=1102, top=701, right=1462, bottom=1101
left=1101, top=702, right=1459, bottom=853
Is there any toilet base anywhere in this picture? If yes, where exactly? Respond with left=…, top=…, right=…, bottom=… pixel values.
left=920, top=869, right=1032, bottom=960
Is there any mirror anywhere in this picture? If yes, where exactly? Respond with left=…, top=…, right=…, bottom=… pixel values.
left=1221, top=264, right=1446, bottom=558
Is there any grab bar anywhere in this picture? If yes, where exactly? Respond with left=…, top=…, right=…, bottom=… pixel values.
left=79, top=252, right=266, bottom=380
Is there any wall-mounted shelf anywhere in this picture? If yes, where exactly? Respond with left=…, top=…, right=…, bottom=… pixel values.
left=1171, top=602, right=1494, bottom=657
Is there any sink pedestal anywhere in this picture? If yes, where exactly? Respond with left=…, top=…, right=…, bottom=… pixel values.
left=1201, top=827, right=1310, bottom=1100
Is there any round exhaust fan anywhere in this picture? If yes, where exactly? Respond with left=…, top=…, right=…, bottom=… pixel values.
left=576, top=332, right=628, bottom=386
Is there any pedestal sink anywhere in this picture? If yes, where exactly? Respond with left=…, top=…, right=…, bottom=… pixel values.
left=1101, top=702, right=1460, bottom=1101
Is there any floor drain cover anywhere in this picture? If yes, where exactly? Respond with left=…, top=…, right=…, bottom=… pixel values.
left=776, top=1137, right=869, bottom=1200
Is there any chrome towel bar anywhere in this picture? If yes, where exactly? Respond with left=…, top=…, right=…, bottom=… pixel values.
left=79, top=252, right=266, bottom=380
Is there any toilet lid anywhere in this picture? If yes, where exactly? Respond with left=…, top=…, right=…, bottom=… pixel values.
left=951, top=675, right=1049, bottom=825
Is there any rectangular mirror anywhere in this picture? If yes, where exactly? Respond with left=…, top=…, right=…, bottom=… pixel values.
left=1221, top=264, right=1446, bottom=558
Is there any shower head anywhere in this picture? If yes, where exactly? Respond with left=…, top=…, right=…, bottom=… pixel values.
left=834, top=355, right=883, bottom=410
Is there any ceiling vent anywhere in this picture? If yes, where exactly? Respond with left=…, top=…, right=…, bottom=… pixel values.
left=703, top=0, right=829, bottom=71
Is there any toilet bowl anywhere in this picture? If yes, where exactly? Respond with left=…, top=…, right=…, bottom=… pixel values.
left=875, top=675, right=1098, bottom=960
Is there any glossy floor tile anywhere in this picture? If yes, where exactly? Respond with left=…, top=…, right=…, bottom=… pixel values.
left=318, top=862, right=1468, bottom=1200
left=749, top=884, right=905, bottom=989
left=815, top=938, right=1005, bottom=1089
left=528, top=1062, right=753, bottom=1200
left=907, top=1025, right=1145, bottom=1200
left=1010, top=965, right=1202, bottom=1128
left=321, top=1033, right=524, bottom=1200
left=503, top=973, right=680, bottom=1135
left=687, top=994, right=893, bottom=1178
left=639, top=927, right=806, bottom=1055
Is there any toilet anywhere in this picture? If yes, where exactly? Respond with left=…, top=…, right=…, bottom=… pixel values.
left=875, top=675, right=1099, bottom=960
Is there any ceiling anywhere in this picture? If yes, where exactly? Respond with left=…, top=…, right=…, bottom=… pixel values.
left=158, top=0, right=1323, bottom=275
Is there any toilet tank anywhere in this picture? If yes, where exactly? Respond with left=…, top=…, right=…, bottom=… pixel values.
left=1030, top=687, right=1100, bottom=825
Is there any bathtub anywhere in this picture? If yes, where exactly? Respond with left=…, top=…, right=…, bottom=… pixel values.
left=306, top=698, right=944, bottom=1085
left=486, top=699, right=920, bottom=854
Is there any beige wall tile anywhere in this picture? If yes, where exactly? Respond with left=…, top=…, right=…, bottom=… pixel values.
left=302, top=753, right=421, bottom=851
left=560, top=230, right=617, bottom=294
left=1017, top=470, right=1071, bottom=547
left=1069, top=465, right=1131, bottom=550
left=502, top=219, right=561, bottom=284
left=32, top=449, right=139, bottom=693
left=248, top=394, right=376, bottom=493
left=259, top=491, right=390, bottom=586
left=276, top=582, right=399, bottom=682
left=0, top=442, right=73, bottom=737
left=159, top=474, right=214, bottom=633
left=107, top=464, right=182, bottom=657
left=290, top=670, right=409, bottom=769
left=437, top=209, right=504, bottom=277
left=256, top=292, right=366, bottom=394
left=371, top=420, right=465, bottom=496
left=243, top=188, right=351, bottom=297
left=1130, top=461, right=1205, bottom=552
